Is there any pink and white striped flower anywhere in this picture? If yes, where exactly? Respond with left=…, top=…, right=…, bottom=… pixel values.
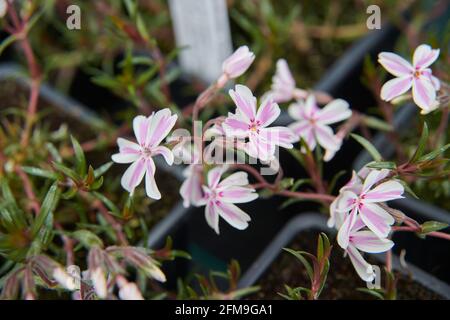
left=219, top=46, right=255, bottom=85
left=112, top=109, right=178, bottom=199
left=269, top=59, right=308, bottom=103
left=378, top=44, right=441, bottom=114
left=344, top=217, right=394, bottom=282
left=197, top=166, right=258, bottom=234
left=223, top=85, right=296, bottom=161
left=288, top=95, right=351, bottom=161
left=336, top=169, right=404, bottom=249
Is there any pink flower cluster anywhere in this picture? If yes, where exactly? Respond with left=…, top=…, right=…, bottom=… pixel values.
left=329, top=168, right=404, bottom=281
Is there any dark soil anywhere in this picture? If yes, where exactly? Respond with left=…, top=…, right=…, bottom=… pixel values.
left=250, top=231, right=444, bottom=300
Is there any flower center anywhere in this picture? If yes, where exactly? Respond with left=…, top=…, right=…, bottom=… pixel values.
left=248, top=119, right=260, bottom=133
left=141, top=147, right=152, bottom=158
left=413, top=70, right=422, bottom=78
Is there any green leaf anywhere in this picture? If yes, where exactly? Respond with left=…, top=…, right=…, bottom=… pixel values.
left=71, top=230, right=104, bottom=248
left=31, top=183, right=60, bottom=238
left=61, top=187, right=78, bottom=200
left=327, top=170, right=346, bottom=193
left=283, top=248, right=314, bottom=283
left=418, top=144, right=450, bottom=162
left=366, top=161, right=397, bottom=170
left=398, top=179, right=419, bottom=199
left=21, top=166, right=58, bottom=180
left=232, top=286, right=261, bottom=299
left=0, top=34, right=18, bottom=56
left=420, top=221, right=449, bottom=235
left=90, top=176, right=104, bottom=190
left=291, top=178, right=311, bottom=192
left=52, top=161, right=80, bottom=182
left=92, top=192, right=121, bottom=218
left=351, top=134, right=382, bottom=161
left=357, top=288, right=385, bottom=300
left=279, top=178, right=294, bottom=190
left=362, top=115, right=393, bottom=132
left=71, top=135, right=86, bottom=175
left=136, top=14, right=150, bottom=41
left=94, top=162, right=113, bottom=178
left=46, top=143, right=62, bottom=163
left=411, top=122, right=428, bottom=163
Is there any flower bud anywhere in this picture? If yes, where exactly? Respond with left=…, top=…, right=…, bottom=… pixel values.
left=53, top=267, right=78, bottom=291
left=222, top=46, right=255, bottom=79
left=90, top=267, right=107, bottom=299
left=117, top=276, right=144, bottom=300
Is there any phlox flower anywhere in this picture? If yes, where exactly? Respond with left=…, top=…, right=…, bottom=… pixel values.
left=219, top=46, right=255, bottom=86
left=344, top=216, right=394, bottom=282
left=269, top=59, right=308, bottom=103
left=197, top=166, right=258, bottom=234
left=288, top=95, right=351, bottom=161
left=335, top=169, right=404, bottom=249
left=112, top=109, right=178, bottom=200
left=223, top=85, right=296, bottom=161
left=378, top=44, right=440, bottom=114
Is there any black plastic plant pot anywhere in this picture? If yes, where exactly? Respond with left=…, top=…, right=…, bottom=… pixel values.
left=0, top=63, right=189, bottom=250
left=238, top=213, right=450, bottom=299
left=352, top=101, right=450, bottom=286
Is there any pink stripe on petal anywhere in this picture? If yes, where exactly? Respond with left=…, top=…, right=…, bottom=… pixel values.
left=216, top=202, right=251, bottom=230
left=219, top=187, right=258, bottom=204
left=256, top=97, right=280, bottom=127
left=207, top=166, right=224, bottom=188
left=362, top=169, right=389, bottom=193
left=229, top=85, right=256, bottom=121
left=148, top=109, right=177, bottom=147
left=360, top=203, right=394, bottom=238
left=317, top=99, right=352, bottom=125
left=412, top=77, right=437, bottom=112
left=121, top=158, right=146, bottom=192
left=380, top=76, right=413, bottom=101
left=224, top=117, right=249, bottom=132
left=337, top=207, right=358, bottom=249
left=364, top=180, right=404, bottom=202
left=413, top=44, right=440, bottom=69
left=351, top=230, right=394, bottom=253
left=205, top=202, right=220, bottom=234
left=378, top=52, right=413, bottom=77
